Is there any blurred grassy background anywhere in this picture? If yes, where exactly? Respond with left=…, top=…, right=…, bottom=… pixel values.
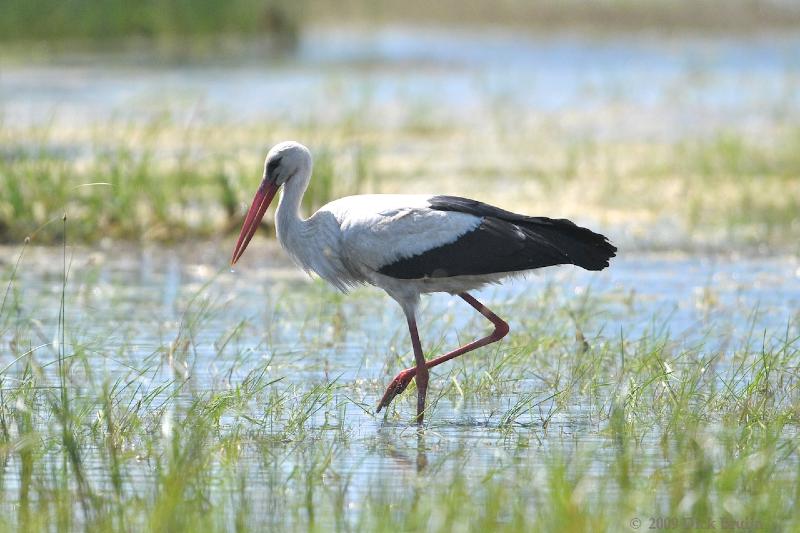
left=1, top=0, right=799, bottom=249
left=0, top=0, right=300, bottom=43
left=3, top=0, right=800, bottom=44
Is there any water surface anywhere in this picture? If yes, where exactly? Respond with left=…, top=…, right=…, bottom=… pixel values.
left=3, top=28, right=800, bottom=139
left=1, top=242, right=797, bottom=512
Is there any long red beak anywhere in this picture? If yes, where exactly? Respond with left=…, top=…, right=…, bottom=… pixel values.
left=230, top=180, right=279, bottom=266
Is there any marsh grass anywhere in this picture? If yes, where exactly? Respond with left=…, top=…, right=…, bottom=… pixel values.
left=0, top=122, right=371, bottom=244
left=2, top=120, right=799, bottom=249
left=1, top=238, right=798, bottom=531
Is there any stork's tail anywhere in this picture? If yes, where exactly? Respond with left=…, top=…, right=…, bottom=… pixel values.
left=519, top=217, right=617, bottom=271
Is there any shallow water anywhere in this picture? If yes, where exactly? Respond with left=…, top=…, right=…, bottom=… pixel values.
left=1, top=241, right=798, bottom=510
left=3, top=28, right=800, bottom=139
left=5, top=242, right=799, bottom=382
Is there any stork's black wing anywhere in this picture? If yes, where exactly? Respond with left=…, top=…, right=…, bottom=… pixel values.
left=378, top=195, right=616, bottom=279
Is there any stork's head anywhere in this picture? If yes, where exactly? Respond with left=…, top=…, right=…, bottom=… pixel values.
left=263, top=141, right=312, bottom=186
left=230, top=141, right=312, bottom=266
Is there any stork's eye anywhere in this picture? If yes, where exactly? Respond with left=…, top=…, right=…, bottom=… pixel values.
left=267, top=156, right=282, bottom=178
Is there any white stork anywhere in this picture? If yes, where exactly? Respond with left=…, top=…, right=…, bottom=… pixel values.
left=231, top=141, right=616, bottom=423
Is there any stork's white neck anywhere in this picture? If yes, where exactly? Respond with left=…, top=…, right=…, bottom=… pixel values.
left=273, top=167, right=357, bottom=291
left=275, top=168, right=311, bottom=262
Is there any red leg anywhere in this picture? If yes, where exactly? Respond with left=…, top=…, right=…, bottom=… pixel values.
left=377, top=292, right=509, bottom=415
left=409, top=316, right=429, bottom=424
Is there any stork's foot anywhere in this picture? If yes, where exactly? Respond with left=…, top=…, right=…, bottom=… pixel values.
left=376, top=368, right=416, bottom=413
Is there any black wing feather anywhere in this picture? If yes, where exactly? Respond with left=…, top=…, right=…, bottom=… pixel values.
left=378, top=195, right=616, bottom=280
